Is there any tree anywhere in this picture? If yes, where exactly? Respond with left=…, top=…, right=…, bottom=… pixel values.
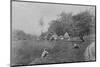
left=48, top=20, right=65, bottom=36
left=48, top=12, right=73, bottom=36
left=12, top=30, right=33, bottom=41
left=58, top=12, right=73, bottom=24
left=72, top=11, right=95, bottom=42
left=48, top=11, right=95, bottom=41
left=12, top=30, right=26, bottom=40
left=58, top=12, right=73, bottom=36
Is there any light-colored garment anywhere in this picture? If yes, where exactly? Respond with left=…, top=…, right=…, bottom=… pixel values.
left=74, top=44, right=78, bottom=47
left=58, top=35, right=64, bottom=40
left=84, top=42, right=95, bottom=61
left=64, top=32, right=70, bottom=40
left=41, top=49, right=48, bottom=58
left=73, top=43, right=79, bottom=48
left=50, top=34, right=58, bottom=40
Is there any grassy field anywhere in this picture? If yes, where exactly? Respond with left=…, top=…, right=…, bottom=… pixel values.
left=11, top=34, right=95, bottom=66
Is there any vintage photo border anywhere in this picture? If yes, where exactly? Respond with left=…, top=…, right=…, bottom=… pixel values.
left=10, top=0, right=96, bottom=67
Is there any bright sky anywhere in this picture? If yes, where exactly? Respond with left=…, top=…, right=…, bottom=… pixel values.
left=12, top=1, right=95, bottom=36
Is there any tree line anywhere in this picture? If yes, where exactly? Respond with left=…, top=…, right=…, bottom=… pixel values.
left=40, top=10, right=95, bottom=42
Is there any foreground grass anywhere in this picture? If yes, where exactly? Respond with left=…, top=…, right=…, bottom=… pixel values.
left=11, top=34, right=95, bottom=66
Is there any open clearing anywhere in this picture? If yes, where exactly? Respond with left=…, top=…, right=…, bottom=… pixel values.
left=11, top=34, right=95, bottom=65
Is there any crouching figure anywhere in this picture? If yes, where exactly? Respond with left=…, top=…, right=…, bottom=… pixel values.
left=73, top=43, right=80, bottom=49
left=41, top=48, right=48, bottom=59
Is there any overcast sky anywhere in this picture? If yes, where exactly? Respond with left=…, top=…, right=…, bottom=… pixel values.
left=12, top=1, right=95, bottom=36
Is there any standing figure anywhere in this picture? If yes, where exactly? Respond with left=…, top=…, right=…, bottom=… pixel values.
left=84, top=42, right=95, bottom=61
left=64, top=32, right=70, bottom=40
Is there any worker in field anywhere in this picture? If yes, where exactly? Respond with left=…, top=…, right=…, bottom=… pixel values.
left=41, top=48, right=48, bottom=59
left=73, top=43, right=80, bottom=48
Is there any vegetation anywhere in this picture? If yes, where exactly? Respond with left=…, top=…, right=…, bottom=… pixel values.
left=72, top=11, right=95, bottom=41
left=11, top=10, right=95, bottom=66
left=48, top=11, right=95, bottom=41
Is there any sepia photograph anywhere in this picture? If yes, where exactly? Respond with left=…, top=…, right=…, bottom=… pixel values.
left=11, top=0, right=96, bottom=67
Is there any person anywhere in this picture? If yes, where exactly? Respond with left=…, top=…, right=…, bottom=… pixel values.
left=46, top=32, right=53, bottom=40
left=41, top=48, right=48, bottom=58
left=64, top=32, right=70, bottom=40
left=73, top=43, right=79, bottom=48
left=59, top=35, right=64, bottom=40
left=50, top=33, right=58, bottom=41
left=84, top=42, right=95, bottom=61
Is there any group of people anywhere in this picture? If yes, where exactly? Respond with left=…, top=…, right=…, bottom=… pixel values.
left=41, top=32, right=70, bottom=41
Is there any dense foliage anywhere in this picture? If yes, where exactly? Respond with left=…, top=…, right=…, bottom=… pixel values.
left=48, top=11, right=95, bottom=41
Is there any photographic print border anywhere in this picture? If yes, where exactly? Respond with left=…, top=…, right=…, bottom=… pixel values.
left=10, top=0, right=96, bottom=67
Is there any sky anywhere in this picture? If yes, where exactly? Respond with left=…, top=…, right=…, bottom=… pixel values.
left=12, top=1, right=95, bottom=36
